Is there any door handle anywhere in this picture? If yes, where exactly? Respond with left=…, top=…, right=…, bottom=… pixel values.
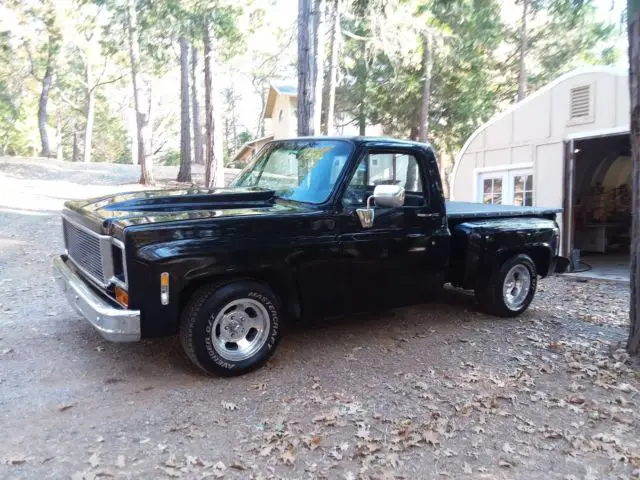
left=416, top=212, right=440, bottom=218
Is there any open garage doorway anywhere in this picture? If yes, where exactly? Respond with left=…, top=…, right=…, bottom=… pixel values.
left=564, top=132, right=630, bottom=281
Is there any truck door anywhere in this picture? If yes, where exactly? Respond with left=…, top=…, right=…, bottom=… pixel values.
left=336, top=147, right=448, bottom=312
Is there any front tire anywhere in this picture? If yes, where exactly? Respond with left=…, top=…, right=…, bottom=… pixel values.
left=180, top=280, right=283, bottom=376
left=476, top=254, right=537, bottom=317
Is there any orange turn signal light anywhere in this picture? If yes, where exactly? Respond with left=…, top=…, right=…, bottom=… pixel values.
left=115, top=286, right=129, bottom=308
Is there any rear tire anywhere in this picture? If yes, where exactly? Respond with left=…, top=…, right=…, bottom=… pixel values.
left=180, top=280, right=283, bottom=376
left=476, top=254, right=537, bottom=317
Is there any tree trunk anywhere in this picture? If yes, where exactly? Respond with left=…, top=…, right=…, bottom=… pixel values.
left=418, top=32, right=432, bottom=143
left=127, top=0, right=154, bottom=184
left=214, top=81, right=225, bottom=187
left=38, top=65, right=54, bottom=157
left=56, top=112, right=63, bottom=162
left=203, top=25, right=218, bottom=188
left=228, top=87, right=238, bottom=153
left=322, top=0, right=340, bottom=135
left=297, top=0, right=315, bottom=136
left=357, top=42, right=367, bottom=136
left=406, top=106, right=419, bottom=189
left=177, top=37, right=192, bottom=183
left=256, top=85, right=267, bottom=139
left=517, top=0, right=529, bottom=102
left=191, top=45, right=204, bottom=165
left=409, top=104, right=419, bottom=140
left=627, top=0, right=640, bottom=353
left=72, top=127, right=80, bottom=162
left=84, top=89, right=96, bottom=163
left=312, top=0, right=325, bottom=135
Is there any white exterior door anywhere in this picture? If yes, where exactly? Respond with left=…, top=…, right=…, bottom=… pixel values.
left=477, top=169, right=534, bottom=206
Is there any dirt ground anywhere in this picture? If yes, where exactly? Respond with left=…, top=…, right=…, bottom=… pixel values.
left=1, top=158, right=639, bottom=480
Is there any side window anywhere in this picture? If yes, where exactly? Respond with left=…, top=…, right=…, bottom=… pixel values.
left=482, top=175, right=503, bottom=205
left=343, top=152, right=426, bottom=207
left=512, top=173, right=533, bottom=206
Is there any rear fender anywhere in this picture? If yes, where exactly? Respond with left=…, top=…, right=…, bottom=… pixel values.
left=450, top=218, right=559, bottom=289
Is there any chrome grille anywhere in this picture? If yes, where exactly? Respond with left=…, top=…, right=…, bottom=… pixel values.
left=63, top=219, right=105, bottom=283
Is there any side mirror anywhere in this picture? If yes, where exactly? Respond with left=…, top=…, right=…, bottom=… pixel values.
left=371, top=184, right=405, bottom=208
left=356, top=185, right=405, bottom=228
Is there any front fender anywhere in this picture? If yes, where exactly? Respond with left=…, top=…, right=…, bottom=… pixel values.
left=126, top=238, right=298, bottom=338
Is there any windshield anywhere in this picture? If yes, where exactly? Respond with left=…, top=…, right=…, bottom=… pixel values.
left=232, top=140, right=354, bottom=204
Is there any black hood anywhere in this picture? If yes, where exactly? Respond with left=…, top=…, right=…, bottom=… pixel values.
left=62, top=187, right=309, bottom=236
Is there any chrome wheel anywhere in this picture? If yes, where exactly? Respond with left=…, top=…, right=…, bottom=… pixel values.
left=211, top=298, right=270, bottom=361
left=503, top=264, right=531, bottom=311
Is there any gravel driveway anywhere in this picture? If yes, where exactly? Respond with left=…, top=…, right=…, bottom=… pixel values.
left=0, top=158, right=639, bottom=480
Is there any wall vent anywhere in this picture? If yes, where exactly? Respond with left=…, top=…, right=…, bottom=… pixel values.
left=570, top=85, right=591, bottom=119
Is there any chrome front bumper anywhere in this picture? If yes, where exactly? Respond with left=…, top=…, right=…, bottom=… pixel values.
left=53, top=256, right=141, bottom=342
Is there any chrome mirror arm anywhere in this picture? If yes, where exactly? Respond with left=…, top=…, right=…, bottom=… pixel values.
left=366, top=195, right=375, bottom=209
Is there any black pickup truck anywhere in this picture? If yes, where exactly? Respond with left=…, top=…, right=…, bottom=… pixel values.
left=53, top=137, right=567, bottom=376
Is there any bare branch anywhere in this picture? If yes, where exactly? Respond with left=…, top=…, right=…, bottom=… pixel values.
left=24, top=44, right=42, bottom=82
left=55, top=89, right=84, bottom=114
left=90, top=73, right=126, bottom=92
left=93, top=56, right=110, bottom=87
left=341, top=28, right=370, bottom=41
left=153, top=139, right=168, bottom=155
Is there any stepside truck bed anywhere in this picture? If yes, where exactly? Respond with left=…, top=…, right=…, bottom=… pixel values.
left=446, top=201, right=562, bottom=220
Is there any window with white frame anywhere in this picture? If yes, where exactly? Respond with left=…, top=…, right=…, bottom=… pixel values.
left=512, top=172, right=534, bottom=206
left=477, top=169, right=534, bottom=206
left=482, top=175, right=503, bottom=204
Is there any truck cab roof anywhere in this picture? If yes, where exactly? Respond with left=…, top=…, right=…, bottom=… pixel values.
left=270, top=136, right=434, bottom=150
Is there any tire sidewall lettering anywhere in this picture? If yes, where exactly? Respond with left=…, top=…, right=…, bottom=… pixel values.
left=199, top=288, right=280, bottom=371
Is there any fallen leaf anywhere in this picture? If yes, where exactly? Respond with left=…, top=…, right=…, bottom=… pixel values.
left=423, top=430, right=440, bottom=446
left=516, top=424, right=536, bottom=434
left=2, top=348, right=14, bottom=355
left=164, top=454, right=181, bottom=468
left=312, top=410, right=338, bottom=425
left=385, top=453, right=400, bottom=468
left=617, top=383, right=636, bottom=393
left=281, top=449, right=295, bottom=466
left=503, top=443, right=514, bottom=454
left=308, top=436, right=322, bottom=450
left=251, top=383, right=266, bottom=391
left=592, top=433, right=620, bottom=445
left=89, top=452, right=100, bottom=468
left=259, top=445, right=273, bottom=457
left=355, top=424, right=370, bottom=440
left=57, top=403, right=76, bottom=412
left=221, top=401, right=238, bottom=411
left=213, top=461, right=226, bottom=471
left=156, top=466, right=182, bottom=478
